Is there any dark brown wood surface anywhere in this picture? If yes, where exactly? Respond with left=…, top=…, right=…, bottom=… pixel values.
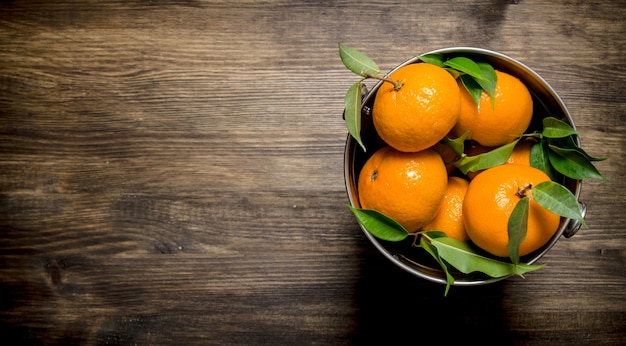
left=1, top=1, right=624, bottom=344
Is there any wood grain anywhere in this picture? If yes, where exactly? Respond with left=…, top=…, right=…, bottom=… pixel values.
left=1, top=0, right=625, bottom=344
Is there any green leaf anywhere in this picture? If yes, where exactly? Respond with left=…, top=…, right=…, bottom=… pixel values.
left=476, top=62, right=497, bottom=109
left=420, top=236, right=454, bottom=296
left=443, top=57, right=487, bottom=81
left=430, top=237, right=545, bottom=277
left=338, top=43, right=380, bottom=77
left=347, top=206, right=409, bottom=242
left=547, top=144, right=608, bottom=181
left=455, top=138, right=520, bottom=175
left=440, top=132, right=468, bottom=156
left=530, top=181, right=587, bottom=228
left=508, top=197, right=530, bottom=264
left=460, top=74, right=483, bottom=112
left=418, top=53, right=445, bottom=67
left=530, top=141, right=558, bottom=181
left=420, top=54, right=496, bottom=112
left=549, top=136, right=607, bottom=161
left=344, top=82, right=366, bottom=152
left=542, top=117, right=579, bottom=138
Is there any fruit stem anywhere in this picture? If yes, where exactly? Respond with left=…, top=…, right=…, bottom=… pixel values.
left=362, top=72, right=403, bottom=90
left=411, top=233, right=420, bottom=247
left=515, top=183, right=533, bottom=198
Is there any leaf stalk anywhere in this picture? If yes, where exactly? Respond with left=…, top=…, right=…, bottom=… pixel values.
left=362, top=71, right=402, bottom=90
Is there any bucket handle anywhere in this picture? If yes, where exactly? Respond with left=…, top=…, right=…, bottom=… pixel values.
left=563, top=201, right=587, bottom=238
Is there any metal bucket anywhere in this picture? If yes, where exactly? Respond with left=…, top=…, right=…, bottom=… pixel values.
left=344, top=47, right=586, bottom=286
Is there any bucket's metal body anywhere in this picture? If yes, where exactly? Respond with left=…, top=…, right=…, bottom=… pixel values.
left=344, top=47, right=586, bottom=286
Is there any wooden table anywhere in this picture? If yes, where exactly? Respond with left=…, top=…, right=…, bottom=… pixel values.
left=1, top=1, right=624, bottom=344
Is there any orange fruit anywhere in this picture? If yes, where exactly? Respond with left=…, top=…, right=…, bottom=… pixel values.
left=423, top=176, right=470, bottom=241
left=463, top=164, right=560, bottom=257
left=358, top=146, right=448, bottom=232
left=506, top=138, right=534, bottom=166
left=372, top=63, right=461, bottom=152
left=452, top=70, right=533, bottom=147
left=432, top=142, right=459, bottom=175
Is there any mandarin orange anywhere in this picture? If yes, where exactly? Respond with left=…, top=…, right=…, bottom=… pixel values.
left=358, top=146, right=448, bottom=232
left=452, top=70, right=533, bottom=147
left=423, top=176, right=470, bottom=241
left=506, top=138, right=534, bottom=166
left=463, top=164, right=560, bottom=257
left=372, top=63, right=461, bottom=152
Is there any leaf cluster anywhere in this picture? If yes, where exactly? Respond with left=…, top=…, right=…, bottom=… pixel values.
left=439, top=117, right=608, bottom=183
left=506, top=180, right=586, bottom=265
left=528, top=117, right=608, bottom=182
left=441, top=131, right=520, bottom=175
left=348, top=206, right=545, bottom=296
left=418, top=53, right=497, bottom=112
left=339, top=43, right=380, bottom=152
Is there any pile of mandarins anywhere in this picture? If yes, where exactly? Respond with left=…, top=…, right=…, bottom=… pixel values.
left=357, top=62, right=560, bottom=258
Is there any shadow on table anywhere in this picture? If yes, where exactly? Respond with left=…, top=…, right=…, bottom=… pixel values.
left=350, top=249, right=513, bottom=344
